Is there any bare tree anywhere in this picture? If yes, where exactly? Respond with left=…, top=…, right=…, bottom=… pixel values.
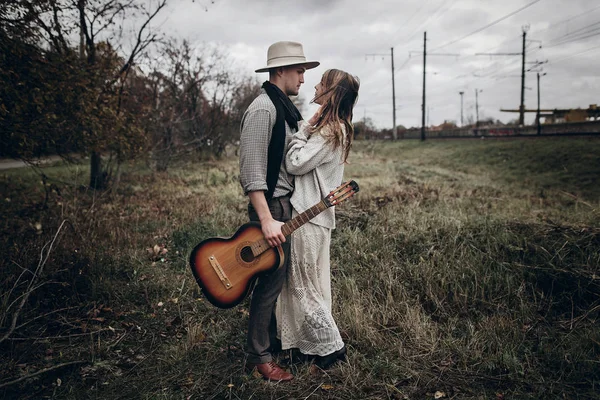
left=144, top=40, right=256, bottom=170
left=1, top=0, right=218, bottom=188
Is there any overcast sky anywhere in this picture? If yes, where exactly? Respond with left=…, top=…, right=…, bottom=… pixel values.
left=160, top=0, right=600, bottom=129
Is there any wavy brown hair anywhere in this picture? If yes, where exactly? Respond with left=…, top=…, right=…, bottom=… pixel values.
left=311, top=69, right=360, bottom=162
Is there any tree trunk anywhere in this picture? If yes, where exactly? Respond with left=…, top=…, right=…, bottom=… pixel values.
left=89, top=151, right=104, bottom=189
left=155, top=127, right=172, bottom=172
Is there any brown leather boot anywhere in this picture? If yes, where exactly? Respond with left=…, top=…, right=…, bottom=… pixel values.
left=253, top=361, right=294, bottom=381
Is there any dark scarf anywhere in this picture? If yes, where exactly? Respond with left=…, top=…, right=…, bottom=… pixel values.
left=262, top=81, right=303, bottom=201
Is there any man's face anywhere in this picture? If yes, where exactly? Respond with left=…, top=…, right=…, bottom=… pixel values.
left=281, top=66, right=306, bottom=96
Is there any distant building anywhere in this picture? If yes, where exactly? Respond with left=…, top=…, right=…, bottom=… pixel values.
left=429, top=120, right=458, bottom=132
left=500, top=104, right=600, bottom=124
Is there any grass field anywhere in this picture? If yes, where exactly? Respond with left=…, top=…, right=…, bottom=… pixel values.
left=1, top=137, right=599, bottom=399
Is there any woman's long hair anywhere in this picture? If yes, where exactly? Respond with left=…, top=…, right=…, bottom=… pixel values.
left=311, top=69, right=360, bottom=162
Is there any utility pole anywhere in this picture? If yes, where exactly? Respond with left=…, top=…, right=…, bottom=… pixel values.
left=475, top=89, right=481, bottom=129
left=363, top=107, right=368, bottom=139
left=408, top=33, right=458, bottom=141
left=519, top=26, right=529, bottom=126
left=421, top=32, right=427, bottom=141
left=459, top=91, right=464, bottom=127
left=401, top=35, right=462, bottom=141
left=365, top=48, right=397, bottom=139
left=391, top=47, right=397, bottom=140
left=475, top=25, right=540, bottom=127
left=536, top=72, right=546, bottom=135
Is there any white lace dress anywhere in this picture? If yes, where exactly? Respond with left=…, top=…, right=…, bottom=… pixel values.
left=276, top=121, right=345, bottom=356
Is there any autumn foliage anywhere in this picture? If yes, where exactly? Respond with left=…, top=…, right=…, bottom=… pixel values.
left=1, top=0, right=260, bottom=188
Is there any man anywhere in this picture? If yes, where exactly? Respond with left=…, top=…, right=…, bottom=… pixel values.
left=239, top=41, right=319, bottom=381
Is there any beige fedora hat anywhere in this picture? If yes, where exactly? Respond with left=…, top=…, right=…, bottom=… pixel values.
left=255, top=41, right=320, bottom=73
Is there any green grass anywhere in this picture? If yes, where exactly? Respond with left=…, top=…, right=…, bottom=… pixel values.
left=1, top=137, right=599, bottom=399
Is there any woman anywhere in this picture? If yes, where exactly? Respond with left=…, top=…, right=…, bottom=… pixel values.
left=276, top=69, right=360, bottom=369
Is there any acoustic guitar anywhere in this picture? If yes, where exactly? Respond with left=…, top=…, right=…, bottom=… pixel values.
left=189, top=180, right=359, bottom=308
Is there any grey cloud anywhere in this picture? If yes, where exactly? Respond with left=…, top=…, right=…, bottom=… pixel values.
left=163, top=0, right=599, bottom=128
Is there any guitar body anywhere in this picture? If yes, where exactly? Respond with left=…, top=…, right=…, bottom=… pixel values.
left=189, top=180, right=359, bottom=309
left=189, top=222, right=284, bottom=309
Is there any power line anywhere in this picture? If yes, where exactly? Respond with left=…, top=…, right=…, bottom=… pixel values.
left=468, top=26, right=533, bottom=124
left=365, top=48, right=399, bottom=138
left=430, top=0, right=543, bottom=52
left=548, top=43, right=600, bottom=65
left=397, top=0, right=457, bottom=48
left=387, top=0, right=434, bottom=46
left=367, top=2, right=533, bottom=125
left=545, top=27, right=600, bottom=48
left=442, top=32, right=545, bottom=84
left=528, top=4, right=600, bottom=37
left=450, top=35, right=545, bottom=89
left=363, top=2, right=599, bottom=129
left=447, top=33, right=523, bottom=81
left=414, top=3, right=592, bottom=83
left=546, top=20, right=600, bottom=43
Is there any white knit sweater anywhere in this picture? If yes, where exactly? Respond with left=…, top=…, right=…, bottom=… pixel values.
left=286, top=120, right=345, bottom=229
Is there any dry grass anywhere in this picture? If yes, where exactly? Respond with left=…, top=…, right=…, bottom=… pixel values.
left=1, top=137, right=599, bottom=399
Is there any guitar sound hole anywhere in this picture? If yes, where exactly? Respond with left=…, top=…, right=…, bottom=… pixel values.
left=240, top=246, right=255, bottom=263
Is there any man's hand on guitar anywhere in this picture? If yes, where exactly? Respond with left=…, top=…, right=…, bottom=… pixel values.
left=260, top=217, right=286, bottom=247
left=189, top=181, right=359, bottom=308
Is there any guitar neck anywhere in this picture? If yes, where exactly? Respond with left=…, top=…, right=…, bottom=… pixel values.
left=251, top=180, right=358, bottom=257
left=281, top=201, right=329, bottom=237
left=251, top=201, right=329, bottom=257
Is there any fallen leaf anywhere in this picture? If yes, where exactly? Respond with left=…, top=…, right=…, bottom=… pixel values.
left=252, top=370, right=262, bottom=379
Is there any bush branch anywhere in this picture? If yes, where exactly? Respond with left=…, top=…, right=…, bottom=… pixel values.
left=0, top=361, right=87, bottom=389
left=0, top=220, right=68, bottom=345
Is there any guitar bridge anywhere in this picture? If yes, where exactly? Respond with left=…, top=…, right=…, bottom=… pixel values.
left=208, top=255, right=232, bottom=290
